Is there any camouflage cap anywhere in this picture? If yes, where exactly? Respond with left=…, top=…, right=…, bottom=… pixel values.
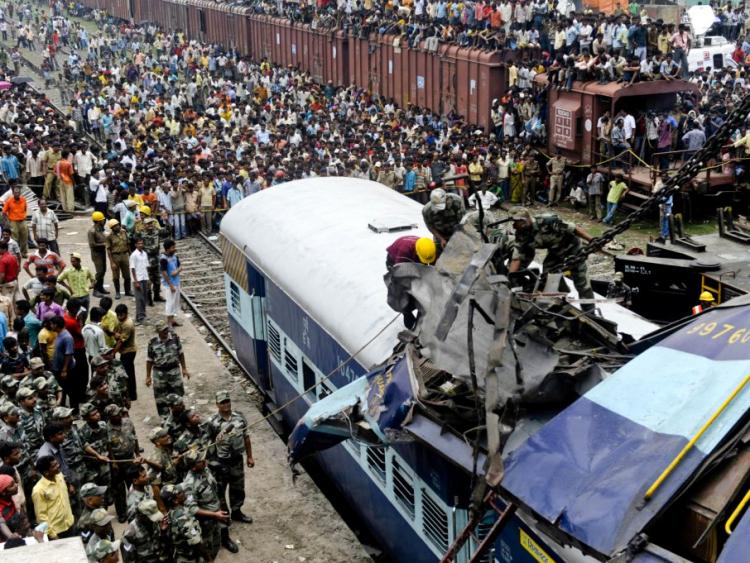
left=137, top=499, right=164, bottom=522
left=91, top=355, right=109, bottom=367
left=215, top=390, right=231, bottom=403
left=148, top=426, right=169, bottom=442
left=0, top=403, right=20, bottom=417
left=32, top=376, right=49, bottom=390
left=0, top=375, right=17, bottom=389
left=52, top=406, right=74, bottom=419
left=184, top=448, right=206, bottom=466
left=15, top=387, right=35, bottom=400
left=29, top=357, right=45, bottom=370
left=79, top=483, right=108, bottom=498
left=91, top=539, right=121, bottom=561
left=90, top=507, right=115, bottom=526
left=100, top=346, right=114, bottom=356
left=155, top=321, right=170, bottom=333
left=510, top=208, right=532, bottom=222
left=160, top=483, right=184, bottom=502
left=103, top=404, right=123, bottom=417
left=165, top=393, right=184, bottom=407
left=80, top=402, right=98, bottom=417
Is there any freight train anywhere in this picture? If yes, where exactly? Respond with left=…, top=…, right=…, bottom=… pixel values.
left=75, top=0, right=534, bottom=130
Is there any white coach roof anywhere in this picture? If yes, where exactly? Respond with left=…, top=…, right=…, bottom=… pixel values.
left=221, top=177, right=431, bottom=369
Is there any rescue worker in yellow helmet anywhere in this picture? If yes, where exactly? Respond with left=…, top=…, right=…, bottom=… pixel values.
left=385, top=236, right=436, bottom=329
left=139, top=205, right=152, bottom=216
left=692, top=291, right=716, bottom=315
left=87, top=210, right=110, bottom=297
left=386, top=236, right=436, bottom=268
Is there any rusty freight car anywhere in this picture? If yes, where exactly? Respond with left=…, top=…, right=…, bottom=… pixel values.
left=85, top=0, right=518, bottom=130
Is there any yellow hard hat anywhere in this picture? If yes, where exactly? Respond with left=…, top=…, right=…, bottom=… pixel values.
left=699, top=291, right=715, bottom=302
left=139, top=206, right=152, bottom=216
left=415, top=237, right=437, bottom=265
left=91, top=211, right=105, bottom=222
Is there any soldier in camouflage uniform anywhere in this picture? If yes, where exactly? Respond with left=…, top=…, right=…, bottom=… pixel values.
left=183, top=449, right=238, bottom=556
left=88, top=373, right=115, bottom=420
left=17, top=387, right=45, bottom=458
left=163, top=393, right=187, bottom=440
left=84, top=508, right=116, bottom=560
left=125, top=464, right=154, bottom=521
left=121, top=498, right=169, bottom=563
left=146, top=323, right=189, bottom=416
left=78, top=482, right=108, bottom=544
left=53, top=406, right=87, bottom=501
left=100, top=346, right=130, bottom=409
left=0, top=403, right=35, bottom=512
left=89, top=538, right=121, bottom=563
left=207, top=390, right=254, bottom=524
left=0, top=375, right=19, bottom=409
left=508, top=210, right=596, bottom=312
left=20, top=357, right=61, bottom=407
left=105, top=403, right=141, bottom=522
left=142, top=217, right=167, bottom=306
left=29, top=376, right=58, bottom=419
left=146, top=426, right=177, bottom=490
left=422, top=188, right=466, bottom=248
left=79, top=402, right=112, bottom=495
left=161, top=483, right=208, bottom=562
left=173, top=407, right=211, bottom=480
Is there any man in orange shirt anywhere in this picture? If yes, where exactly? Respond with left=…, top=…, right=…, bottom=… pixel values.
left=56, top=151, right=75, bottom=213
left=2, top=185, right=28, bottom=257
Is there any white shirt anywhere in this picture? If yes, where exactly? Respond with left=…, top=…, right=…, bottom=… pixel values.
left=82, top=323, right=106, bottom=358
left=623, top=114, right=636, bottom=140
left=129, top=249, right=149, bottom=281
left=468, top=190, right=499, bottom=210
left=74, top=150, right=94, bottom=176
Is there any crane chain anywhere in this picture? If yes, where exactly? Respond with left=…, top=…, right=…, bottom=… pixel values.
left=561, top=93, right=750, bottom=271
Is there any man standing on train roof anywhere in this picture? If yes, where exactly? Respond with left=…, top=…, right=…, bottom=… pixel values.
left=422, top=188, right=466, bottom=248
left=693, top=291, right=716, bottom=315
left=508, top=209, right=596, bottom=312
left=384, top=236, right=437, bottom=330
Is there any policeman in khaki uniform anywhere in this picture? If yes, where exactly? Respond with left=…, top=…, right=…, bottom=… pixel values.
left=160, top=483, right=208, bottom=562
left=146, top=322, right=190, bottom=416
left=88, top=211, right=109, bottom=297
left=183, top=448, right=239, bottom=555
left=207, top=390, right=254, bottom=524
left=121, top=498, right=168, bottom=562
left=421, top=188, right=466, bottom=248
left=546, top=151, right=568, bottom=206
left=105, top=218, right=133, bottom=299
left=508, top=209, right=596, bottom=311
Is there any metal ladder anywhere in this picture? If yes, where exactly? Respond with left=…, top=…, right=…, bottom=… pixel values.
left=440, top=492, right=516, bottom=563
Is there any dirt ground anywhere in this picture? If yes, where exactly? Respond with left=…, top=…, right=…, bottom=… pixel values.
left=54, top=216, right=371, bottom=563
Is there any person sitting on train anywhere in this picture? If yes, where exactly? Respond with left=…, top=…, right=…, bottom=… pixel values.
left=659, top=53, right=680, bottom=81
left=621, top=57, right=641, bottom=87
left=639, top=56, right=656, bottom=81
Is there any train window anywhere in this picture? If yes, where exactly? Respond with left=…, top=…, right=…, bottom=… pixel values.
left=302, top=359, right=316, bottom=397
left=284, top=344, right=299, bottom=381
left=713, top=54, right=724, bottom=69
left=317, top=381, right=334, bottom=400
left=229, top=282, right=241, bottom=315
left=392, top=458, right=416, bottom=519
left=366, top=446, right=387, bottom=484
left=199, top=10, right=206, bottom=34
left=267, top=322, right=281, bottom=363
left=423, top=489, right=450, bottom=553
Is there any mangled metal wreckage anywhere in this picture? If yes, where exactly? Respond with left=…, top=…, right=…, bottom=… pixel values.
left=289, top=223, right=750, bottom=562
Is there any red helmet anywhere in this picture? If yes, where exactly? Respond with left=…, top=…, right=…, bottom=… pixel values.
left=428, top=181, right=437, bottom=189
left=275, top=170, right=285, bottom=179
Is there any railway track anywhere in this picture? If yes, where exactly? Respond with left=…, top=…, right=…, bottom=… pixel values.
left=177, top=233, right=260, bottom=392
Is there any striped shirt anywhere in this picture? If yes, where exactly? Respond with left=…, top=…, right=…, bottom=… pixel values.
left=31, top=209, right=59, bottom=241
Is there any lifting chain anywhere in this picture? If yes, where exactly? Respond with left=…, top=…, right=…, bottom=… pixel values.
left=561, top=93, right=750, bottom=271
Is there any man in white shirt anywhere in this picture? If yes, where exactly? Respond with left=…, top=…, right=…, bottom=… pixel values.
left=82, top=306, right=107, bottom=360
left=468, top=186, right=499, bottom=210
left=89, top=171, right=109, bottom=216
left=74, top=144, right=95, bottom=206
left=129, top=238, right=150, bottom=324
left=31, top=198, right=60, bottom=255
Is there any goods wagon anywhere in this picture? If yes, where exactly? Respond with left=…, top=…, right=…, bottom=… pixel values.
left=82, top=0, right=519, bottom=129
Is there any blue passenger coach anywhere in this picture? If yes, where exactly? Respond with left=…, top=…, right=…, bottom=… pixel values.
left=219, top=178, right=594, bottom=563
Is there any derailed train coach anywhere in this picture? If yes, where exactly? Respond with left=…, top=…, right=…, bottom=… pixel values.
left=77, top=0, right=536, bottom=130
